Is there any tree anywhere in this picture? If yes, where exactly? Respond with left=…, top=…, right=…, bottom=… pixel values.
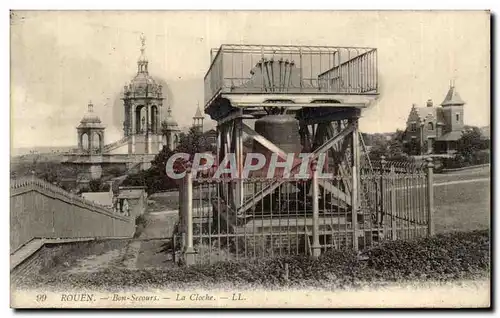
left=175, top=127, right=216, bottom=158
left=122, top=146, right=179, bottom=194
left=457, top=127, right=488, bottom=163
left=123, top=127, right=219, bottom=194
left=89, top=179, right=103, bottom=192
left=367, top=138, right=388, bottom=161
left=368, top=130, right=409, bottom=161
left=406, top=138, right=421, bottom=156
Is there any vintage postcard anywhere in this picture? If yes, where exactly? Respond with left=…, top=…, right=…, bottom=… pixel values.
left=10, top=10, right=490, bottom=308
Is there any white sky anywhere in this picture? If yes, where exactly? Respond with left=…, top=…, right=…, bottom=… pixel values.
left=10, top=11, right=490, bottom=148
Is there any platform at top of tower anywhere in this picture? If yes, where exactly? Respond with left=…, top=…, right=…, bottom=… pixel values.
left=204, top=44, right=378, bottom=112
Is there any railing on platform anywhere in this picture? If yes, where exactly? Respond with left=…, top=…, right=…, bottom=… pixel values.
left=204, top=44, right=378, bottom=106
left=177, top=158, right=434, bottom=265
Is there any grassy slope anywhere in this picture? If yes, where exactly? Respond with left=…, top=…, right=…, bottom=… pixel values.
left=434, top=166, right=490, bottom=183
left=432, top=165, right=490, bottom=233
left=434, top=181, right=490, bottom=233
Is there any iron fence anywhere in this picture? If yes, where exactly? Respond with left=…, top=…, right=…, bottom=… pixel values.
left=177, top=159, right=433, bottom=265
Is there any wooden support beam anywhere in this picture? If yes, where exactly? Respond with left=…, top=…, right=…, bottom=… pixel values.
left=237, top=122, right=355, bottom=215
left=318, top=179, right=352, bottom=204
left=216, top=109, right=249, bottom=125
left=232, top=102, right=367, bottom=109
left=301, top=108, right=361, bottom=126
left=326, top=123, right=352, bottom=192
left=310, top=122, right=355, bottom=156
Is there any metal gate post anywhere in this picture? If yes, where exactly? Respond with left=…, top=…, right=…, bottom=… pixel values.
left=311, top=159, right=321, bottom=258
left=351, top=121, right=360, bottom=251
left=390, top=165, right=397, bottom=240
left=379, top=156, right=386, bottom=228
left=183, top=163, right=196, bottom=265
left=426, top=157, right=435, bottom=236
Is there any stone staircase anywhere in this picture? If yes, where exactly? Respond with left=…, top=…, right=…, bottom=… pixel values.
left=102, top=137, right=129, bottom=153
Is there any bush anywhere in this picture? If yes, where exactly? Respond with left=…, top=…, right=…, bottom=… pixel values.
left=441, top=150, right=490, bottom=170
left=362, top=230, right=490, bottom=281
left=472, top=150, right=490, bottom=165
left=122, top=168, right=178, bottom=195
left=17, top=230, right=490, bottom=291
left=88, top=179, right=102, bottom=192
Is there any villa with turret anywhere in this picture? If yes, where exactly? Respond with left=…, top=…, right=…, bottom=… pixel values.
left=403, top=83, right=466, bottom=155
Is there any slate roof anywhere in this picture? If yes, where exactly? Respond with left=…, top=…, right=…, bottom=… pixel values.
left=441, top=86, right=465, bottom=106
left=436, top=131, right=463, bottom=141
left=193, top=105, right=204, bottom=119
left=414, top=106, right=446, bottom=125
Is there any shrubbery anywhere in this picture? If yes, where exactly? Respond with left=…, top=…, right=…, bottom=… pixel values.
left=437, top=150, right=490, bottom=171
left=18, top=230, right=489, bottom=290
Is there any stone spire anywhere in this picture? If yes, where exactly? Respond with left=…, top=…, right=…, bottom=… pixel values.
left=193, top=102, right=204, bottom=131
left=137, top=33, right=148, bottom=74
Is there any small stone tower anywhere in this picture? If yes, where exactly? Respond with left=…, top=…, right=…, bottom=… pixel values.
left=77, top=101, right=105, bottom=154
left=163, top=106, right=181, bottom=151
left=192, top=102, right=204, bottom=132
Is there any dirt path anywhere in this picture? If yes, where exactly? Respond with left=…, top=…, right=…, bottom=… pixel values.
left=66, top=248, right=123, bottom=274
left=139, top=211, right=178, bottom=239
left=121, top=240, right=142, bottom=269
left=434, top=178, right=489, bottom=187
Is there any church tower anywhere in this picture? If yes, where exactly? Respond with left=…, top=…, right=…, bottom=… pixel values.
left=122, top=34, right=164, bottom=155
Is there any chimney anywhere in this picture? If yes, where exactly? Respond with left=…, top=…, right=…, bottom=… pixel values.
left=426, top=99, right=433, bottom=107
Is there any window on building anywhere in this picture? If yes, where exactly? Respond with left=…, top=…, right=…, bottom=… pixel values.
left=410, top=123, right=417, bottom=132
left=428, top=122, right=434, bottom=130
left=456, top=114, right=460, bottom=122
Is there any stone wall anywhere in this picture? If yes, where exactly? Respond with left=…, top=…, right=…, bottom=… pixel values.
left=10, top=177, right=135, bottom=253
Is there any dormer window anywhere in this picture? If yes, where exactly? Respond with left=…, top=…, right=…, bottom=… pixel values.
left=428, top=122, right=434, bottom=130
left=410, top=123, right=417, bottom=132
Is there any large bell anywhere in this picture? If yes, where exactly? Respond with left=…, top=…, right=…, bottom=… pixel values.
left=250, top=114, right=302, bottom=178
